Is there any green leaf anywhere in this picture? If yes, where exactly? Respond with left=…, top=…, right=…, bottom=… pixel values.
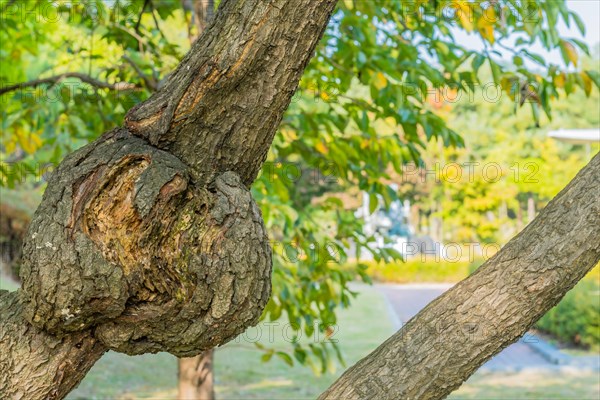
left=584, top=70, right=600, bottom=89
left=368, top=192, right=378, bottom=214
left=489, top=57, right=501, bottom=85
left=276, top=351, right=294, bottom=366
left=570, top=11, right=586, bottom=36
left=261, top=351, right=274, bottom=363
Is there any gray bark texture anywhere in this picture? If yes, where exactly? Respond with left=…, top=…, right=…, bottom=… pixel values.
left=320, top=153, right=600, bottom=400
left=0, top=0, right=337, bottom=399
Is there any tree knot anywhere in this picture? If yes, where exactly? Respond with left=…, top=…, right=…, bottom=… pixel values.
left=20, top=129, right=272, bottom=356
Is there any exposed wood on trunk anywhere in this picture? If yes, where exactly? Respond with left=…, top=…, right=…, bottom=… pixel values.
left=319, top=153, right=600, bottom=400
left=178, top=3, right=217, bottom=398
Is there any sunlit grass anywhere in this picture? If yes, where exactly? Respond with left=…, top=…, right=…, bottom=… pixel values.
left=68, top=284, right=394, bottom=399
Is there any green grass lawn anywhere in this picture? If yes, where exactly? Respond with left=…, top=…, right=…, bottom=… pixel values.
left=450, top=369, right=600, bottom=400
left=4, top=275, right=598, bottom=399
left=0, top=273, right=19, bottom=292
left=68, top=284, right=395, bottom=399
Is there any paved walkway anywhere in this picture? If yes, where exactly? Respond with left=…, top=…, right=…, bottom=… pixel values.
left=377, top=284, right=552, bottom=370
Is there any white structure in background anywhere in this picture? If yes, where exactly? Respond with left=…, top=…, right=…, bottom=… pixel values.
left=356, top=186, right=414, bottom=258
left=547, top=128, right=599, bottom=144
left=548, top=129, right=599, bottom=157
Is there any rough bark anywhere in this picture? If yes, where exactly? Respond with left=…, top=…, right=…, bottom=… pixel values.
left=0, top=290, right=106, bottom=400
left=178, top=350, right=215, bottom=400
left=320, top=152, right=600, bottom=400
left=0, top=1, right=337, bottom=399
left=20, top=128, right=272, bottom=355
left=125, top=0, right=338, bottom=186
left=178, top=3, right=217, bottom=398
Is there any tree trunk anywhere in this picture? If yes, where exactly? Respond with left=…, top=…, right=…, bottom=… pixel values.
left=517, top=202, right=523, bottom=230
left=319, top=153, right=600, bottom=400
left=179, top=350, right=215, bottom=400
left=178, top=3, right=217, bottom=399
left=0, top=291, right=107, bottom=400
left=0, top=1, right=338, bottom=399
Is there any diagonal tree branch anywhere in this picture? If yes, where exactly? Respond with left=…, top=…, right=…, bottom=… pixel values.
left=0, top=72, right=139, bottom=95
left=320, top=152, right=600, bottom=400
left=134, top=0, right=151, bottom=33
left=122, top=55, right=159, bottom=91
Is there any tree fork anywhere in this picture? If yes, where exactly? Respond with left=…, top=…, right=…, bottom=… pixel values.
left=0, top=1, right=338, bottom=399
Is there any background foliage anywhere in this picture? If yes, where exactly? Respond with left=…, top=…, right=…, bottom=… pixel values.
left=1, top=0, right=598, bottom=370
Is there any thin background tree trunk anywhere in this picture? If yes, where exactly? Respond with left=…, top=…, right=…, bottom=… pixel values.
left=179, top=350, right=215, bottom=400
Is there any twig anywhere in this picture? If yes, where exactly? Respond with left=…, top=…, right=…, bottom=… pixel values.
left=122, top=55, right=158, bottom=91
left=150, top=2, right=168, bottom=42
left=0, top=72, right=138, bottom=95
left=135, top=0, right=150, bottom=33
left=111, top=24, right=146, bottom=54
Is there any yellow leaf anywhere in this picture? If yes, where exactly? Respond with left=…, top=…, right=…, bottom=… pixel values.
left=343, top=0, right=353, bottom=10
left=16, top=128, right=42, bottom=154
left=581, top=72, right=592, bottom=96
left=457, top=2, right=474, bottom=32
left=554, top=73, right=565, bottom=88
left=478, top=23, right=494, bottom=44
left=500, top=77, right=515, bottom=97
left=561, top=40, right=578, bottom=66
left=31, top=131, right=43, bottom=148
left=477, top=7, right=496, bottom=44
left=315, top=141, right=328, bottom=154
left=5, top=137, right=16, bottom=154
left=373, top=72, right=387, bottom=91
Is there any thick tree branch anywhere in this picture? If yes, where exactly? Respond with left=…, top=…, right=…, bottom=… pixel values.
left=320, top=152, right=600, bottom=400
left=0, top=72, right=138, bottom=95
left=125, top=0, right=339, bottom=187
left=0, top=291, right=106, bottom=400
